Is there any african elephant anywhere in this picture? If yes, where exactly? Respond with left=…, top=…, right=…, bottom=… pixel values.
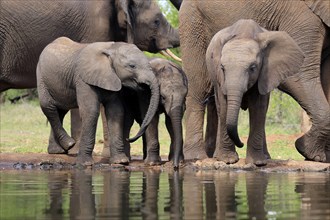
left=37, top=37, right=160, bottom=165
left=179, top=0, right=330, bottom=163
left=206, top=19, right=305, bottom=165
left=121, top=58, right=188, bottom=168
left=0, top=0, right=179, bottom=154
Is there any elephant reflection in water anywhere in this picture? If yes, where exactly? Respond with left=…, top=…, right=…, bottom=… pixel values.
left=99, top=170, right=183, bottom=219
left=181, top=171, right=269, bottom=219
left=295, top=173, right=330, bottom=219
left=43, top=170, right=269, bottom=219
left=44, top=173, right=69, bottom=219
left=44, top=171, right=95, bottom=220
left=69, top=171, right=96, bottom=219
left=99, top=171, right=130, bottom=219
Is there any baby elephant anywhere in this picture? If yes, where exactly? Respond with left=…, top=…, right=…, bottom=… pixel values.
left=37, top=37, right=160, bottom=165
left=206, top=19, right=305, bottom=165
left=123, top=58, right=188, bottom=168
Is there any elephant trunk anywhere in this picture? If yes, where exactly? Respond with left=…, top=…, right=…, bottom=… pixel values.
left=156, top=25, right=180, bottom=51
left=128, top=78, right=160, bottom=142
left=169, top=106, right=184, bottom=168
left=170, top=28, right=180, bottom=48
left=226, top=91, right=244, bottom=148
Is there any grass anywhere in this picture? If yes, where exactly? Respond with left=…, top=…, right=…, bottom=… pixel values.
left=0, top=97, right=305, bottom=160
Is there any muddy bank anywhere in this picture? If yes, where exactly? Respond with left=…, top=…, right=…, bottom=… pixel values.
left=0, top=153, right=329, bottom=172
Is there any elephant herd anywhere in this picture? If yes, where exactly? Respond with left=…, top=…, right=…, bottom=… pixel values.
left=1, top=0, right=330, bottom=167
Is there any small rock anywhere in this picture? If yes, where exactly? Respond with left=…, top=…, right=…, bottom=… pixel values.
left=214, top=161, right=227, bottom=170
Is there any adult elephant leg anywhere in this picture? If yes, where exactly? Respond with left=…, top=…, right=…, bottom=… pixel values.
left=246, top=91, right=270, bottom=166
left=280, top=69, right=330, bottom=162
left=205, top=100, right=218, bottom=158
left=180, top=5, right=209, bottom=160
left=181, top=56, right=210, bottom=160
left=68, top=108, right=81, bottom=154
left=278, top=17, right=330, bottom=162
left=183, top=96, right=208, bottom=159
left=321, top=49, right=330, bottom=162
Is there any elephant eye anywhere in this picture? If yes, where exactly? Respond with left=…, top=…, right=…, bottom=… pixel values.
left=154, top=18, right=160, bottom=28
left=129, top=64, right=136, bottom=69
left=248, top=63, right=257, bottom=73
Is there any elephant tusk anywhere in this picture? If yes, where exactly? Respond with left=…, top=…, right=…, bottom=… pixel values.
left=160, top=49, right=182, bottom=62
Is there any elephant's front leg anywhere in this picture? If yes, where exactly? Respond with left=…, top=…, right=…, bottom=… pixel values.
left=105, top=95, right=129, bottom=165
left=144, top=115, right=161, bottom=166
left=183, top=96, right=208, bottom=159
left=75, top=105, right=99, bottom=166
left=214, top=90, right=239, bottom=164
left=246, top=92, right=270, bottom=166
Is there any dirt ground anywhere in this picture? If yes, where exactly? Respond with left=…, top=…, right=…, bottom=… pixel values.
left=0, top=153, right=329, bottom=172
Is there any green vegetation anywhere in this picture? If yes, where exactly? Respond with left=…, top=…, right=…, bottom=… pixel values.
left=0, top=89, right=304, bottom=160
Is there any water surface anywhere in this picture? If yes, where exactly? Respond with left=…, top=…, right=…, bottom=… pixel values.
left=1, top=170, right=329, bottom=219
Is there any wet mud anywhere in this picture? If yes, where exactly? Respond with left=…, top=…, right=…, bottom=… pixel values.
left=0, top=153, right=329, bottom=172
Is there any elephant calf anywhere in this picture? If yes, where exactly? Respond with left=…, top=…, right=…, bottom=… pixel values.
left=122, top=58, right=188, bottom=168
left=206, top=19, right=305, bottom=165
left=37, top=37, right=160, bottom=166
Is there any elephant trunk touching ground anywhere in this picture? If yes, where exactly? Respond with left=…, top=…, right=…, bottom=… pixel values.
left=128, top=78, right=160, bottom=142
left=226, top=90, right=244, bottom=148
left=168, top=106, right=184, bottom=167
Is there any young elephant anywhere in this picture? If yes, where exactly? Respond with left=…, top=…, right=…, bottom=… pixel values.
left=206, top=19, right=305, bottom=165
left=122, top=58, right=188, bottom=168
left=37, top=37, right=160, bottom=165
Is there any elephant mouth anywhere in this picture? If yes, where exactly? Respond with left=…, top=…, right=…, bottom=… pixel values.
left=147, top=38, right=159, bottom=53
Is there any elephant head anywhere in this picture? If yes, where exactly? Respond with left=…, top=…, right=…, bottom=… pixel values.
left=149, top=58, right=188, bottom=167
left=76, top=41, right=160, bottom=142
left=115, top=0, right=180, bottom=53
left=206, top=19, right=305, bottom=148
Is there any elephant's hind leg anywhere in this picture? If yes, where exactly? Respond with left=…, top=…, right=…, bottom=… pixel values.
left=47, top=109, right=75, bottom=154
left=40, top=104, right=75, bottom=152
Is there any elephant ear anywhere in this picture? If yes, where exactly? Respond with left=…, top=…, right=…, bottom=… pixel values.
left=304, top=0, right=330, bottom=27
left=257, top=31, right=305, bottom=95
left=206, top=27, right=235, bottom=95
left=77, top=43, right=122, bottom=91
left=115, top=0, right=134, bottom=43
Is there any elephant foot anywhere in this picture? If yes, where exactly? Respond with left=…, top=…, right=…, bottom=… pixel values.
left=295, top=131, right=326, bottom=162
left=101, top=145, right=111, bottom=158
left=76, top=154, right=94, bottom=166
left=214, top=149, right=239, bottom=164
left=326, top=146, right=330, bottom=163
left=68, top=144, right=79, bottom=155
left=109, top=153, right=129, bottom=165
left=263, top=147, right=271, bottom=159
left=183, top=144, right=208, bottom=160
left=246, top=149, right=268, bottom=166
left=145, top=154, right=162, bottom=166
left=59, top=136, right=75, bottom=151
left=48, top=144, right=67, bottom=154
left=168, top=154, right=184, bottom=168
